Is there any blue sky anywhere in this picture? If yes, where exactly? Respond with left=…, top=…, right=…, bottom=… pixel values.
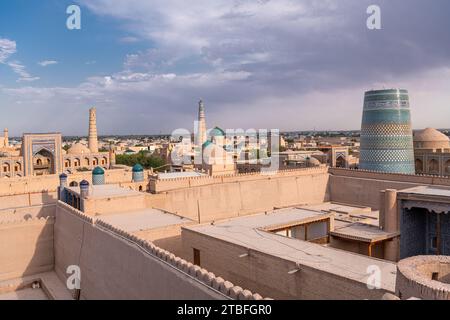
left=1, top=0, right=450, bottom=136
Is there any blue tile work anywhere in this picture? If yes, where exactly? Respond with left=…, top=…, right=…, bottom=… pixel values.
left=360, top=89, right=415, bottom=174
left=400, top=208, right=450, bottom=259
left=400, top=208, right=427, bottom=259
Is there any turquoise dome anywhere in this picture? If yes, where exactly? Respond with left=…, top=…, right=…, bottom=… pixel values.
left=92, top=166, right=105, bottom=175
left=132, top=164, right=144, bottom=172
left=210, top=127, right=225, bottom=137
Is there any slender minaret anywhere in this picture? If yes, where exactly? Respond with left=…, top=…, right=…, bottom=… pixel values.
left=3, top=128, right=8, bottom=147
left=109, top=142, right=116, bottom=169
left=88, top=107, right=99, bottom=153
left=196, top=100, right=207, bottom=147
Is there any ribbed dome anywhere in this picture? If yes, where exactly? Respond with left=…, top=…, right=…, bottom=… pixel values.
left=414, top=128, right=450, bottom=149
left=92, top=166, right=105, bottom=175
left=68, top=143, right=91, bottom=155
left=132, top=164, right=144, bottom=172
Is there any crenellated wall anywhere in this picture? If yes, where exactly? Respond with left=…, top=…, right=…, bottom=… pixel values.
left=54, top=202, right=266, bottom=300
left=148, top=167, right=330, bottom=222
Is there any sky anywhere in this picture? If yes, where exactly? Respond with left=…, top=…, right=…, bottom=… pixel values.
left=1, top=0, right=450, bottom=136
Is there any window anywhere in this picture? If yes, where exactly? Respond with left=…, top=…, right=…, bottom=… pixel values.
left=431, top=236, right=438, bottom=249
left=193, top=248, right=201, bottom=267
left=432, top=272, right=439, bottom=281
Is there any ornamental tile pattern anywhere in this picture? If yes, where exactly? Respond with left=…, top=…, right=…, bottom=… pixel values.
left=360, top=89, right=415, bottom=174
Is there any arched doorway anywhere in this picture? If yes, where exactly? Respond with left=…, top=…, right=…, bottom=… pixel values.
left=445, top=160, right=450, bottom=175
left=336, top=156, right=347, bottom=168
left=415, top=159, right=424, bottom=174
left=429, top=159, right=439, bottom=175
left=33, top=149, right=55, bottom=176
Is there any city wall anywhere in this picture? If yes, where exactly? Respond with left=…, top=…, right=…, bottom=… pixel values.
left=181, top=228, right=392, bottom=300
left=54, top=202, right=265, bottom=300
left=148, top=167, right=330, bottom=223
left=329, top=168, right=450, bottom=209
left=0, top=217, right=54, bottom=282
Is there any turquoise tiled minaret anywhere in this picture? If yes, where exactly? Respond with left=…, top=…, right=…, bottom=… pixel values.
left=360, top=89, right=415, bottom=174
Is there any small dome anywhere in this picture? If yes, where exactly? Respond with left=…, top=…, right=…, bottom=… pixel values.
left=59, top=173, right=68, bottom=179
left=132, top=164, right=144, bottom=172
left=80, top=180, right=90, bottom=186
left=414, top=128, right=450, bottom=149
left=68, top=143, right=91, bottom=155
left=92, top=166, right=105, bottom=175
left=210, top=127, right=225, bottom=137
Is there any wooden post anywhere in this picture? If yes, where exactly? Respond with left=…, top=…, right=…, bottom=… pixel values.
left=368, top=243, right=373, bottom=257
left=437, top=213, right=441, bottom=256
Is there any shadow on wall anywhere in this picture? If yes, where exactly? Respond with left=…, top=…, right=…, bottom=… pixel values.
left=0, top=195, right=55, bottom=284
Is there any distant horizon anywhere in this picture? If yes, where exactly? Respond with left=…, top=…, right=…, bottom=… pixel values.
left=1, top=1, right=450, bottom=135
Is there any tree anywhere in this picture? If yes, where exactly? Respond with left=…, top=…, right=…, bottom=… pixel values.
left=116, top=151, right=165, bottom=169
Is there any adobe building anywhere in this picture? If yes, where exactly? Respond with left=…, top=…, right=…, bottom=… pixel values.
left=0, top=108, right=113, bottom=178
left=414, top=128, right=450, bottom=176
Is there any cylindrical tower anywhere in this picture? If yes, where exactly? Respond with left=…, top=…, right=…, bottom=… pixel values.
left=80, top=180, right=90, bottom=199
left=360, top=89, right=415, bottom=174
left=132, top=164, right=144, bottom=182
left=88, top=107, right=99, bottom=153
left=109, top=142, right=116, bottom=169
left=196, top=100, right=207, bottom=147
left=92, top=166, right=105, bottom=185
left=3, top=128, right=8, bottom=147
left=58, top=173, right=68, bottom=201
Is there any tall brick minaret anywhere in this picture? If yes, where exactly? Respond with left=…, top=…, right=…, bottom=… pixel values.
left=3, top=128, right=8, bottom=147
left=88, top=107, right=99, bottom=153
left=196, top=100, right=207, bottom=147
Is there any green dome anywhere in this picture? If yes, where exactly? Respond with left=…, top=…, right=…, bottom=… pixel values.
left=210, top=127, right=225, bottom=137
left=132, top=164, right=144, bottom=172
left=92, top=166, right=105, bottom=175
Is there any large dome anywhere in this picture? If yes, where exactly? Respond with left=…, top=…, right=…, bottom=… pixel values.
left=68, top=143, right=91, bottom=155
left=414, top=128, right=450, bottom=149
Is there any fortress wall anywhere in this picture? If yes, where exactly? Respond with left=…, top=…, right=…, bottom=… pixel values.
left=148, top=167, right=330, bottom=222
left=0, top=168, right=136, bottom=197
left=329, top=168, right=450, bottom=209
left=0, top=204, right=56, bottom=223
left=83, top=193, right=147, bottom=216
left=55, top=202, right=265, bottom=300
left=134, top=222, right=196, bottom=259
left=0, top=218, right=54, bottom=282
left=182, top=228, right=392, bottom=300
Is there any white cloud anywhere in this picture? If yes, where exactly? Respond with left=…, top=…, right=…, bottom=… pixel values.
left=0, top=38, right=16, bottom=63
left=0, top=37, right=39, bottom=82
left=38, top=60, right=58, bottom=67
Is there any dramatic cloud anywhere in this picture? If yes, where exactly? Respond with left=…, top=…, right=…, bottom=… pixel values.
left=2, top=0, right=450, bottom=135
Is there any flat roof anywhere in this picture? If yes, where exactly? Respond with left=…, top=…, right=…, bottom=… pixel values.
left=67, top=184, right=142, bottom=199
left=300, top=202, right=379, bottom=226
left=157, top=171, right=207, bottom=180
left=398, top=186, right=450, bottom=198
left=331, top=222, right=399, bottom=243
left=184, top=208, right=397, bottom=292
left=98, top=208, right=193, bottom=232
